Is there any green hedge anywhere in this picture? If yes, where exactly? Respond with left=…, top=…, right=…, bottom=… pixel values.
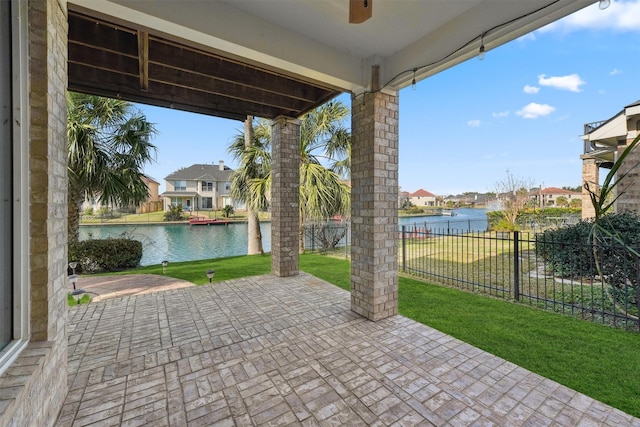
left=69, top=238, right=143, bottom=273
left=535, top=213, right=640, bottom=312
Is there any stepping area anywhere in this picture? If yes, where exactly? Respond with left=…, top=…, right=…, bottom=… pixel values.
left=57, top=273, right=640, bottom=426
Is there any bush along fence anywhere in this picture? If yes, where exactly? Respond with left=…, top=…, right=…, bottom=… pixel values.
left=400, top=224, right=640, bottom=331
left=304, top=221, right=351, bottom=257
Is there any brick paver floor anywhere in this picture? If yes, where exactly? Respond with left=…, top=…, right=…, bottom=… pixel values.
left=57, top=273, right=640, bottom=426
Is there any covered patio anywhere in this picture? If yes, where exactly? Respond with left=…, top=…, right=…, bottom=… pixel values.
left=1, top=1, right=621, bottom=425
left=56, top=274, right=638, bottom=426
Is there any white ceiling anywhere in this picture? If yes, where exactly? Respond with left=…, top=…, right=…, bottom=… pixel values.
left=73, top=0, right=595, bottom=94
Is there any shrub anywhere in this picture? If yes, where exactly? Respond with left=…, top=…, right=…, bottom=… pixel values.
left=222, top=205, right=235, bottom=218
left=83, top=207, right=94, bottom=216
left=97, top=206, right=110, bottom=216
left=164, top=204, right=186, bottom=221
left=68, top=238, right=143, bottom=273
left=535, top=213, right=640, bottom=310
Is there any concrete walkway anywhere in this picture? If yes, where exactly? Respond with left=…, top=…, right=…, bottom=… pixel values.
left=68, top=274, right=195, bottom=302
left=57, top=273, right=640, bottom=426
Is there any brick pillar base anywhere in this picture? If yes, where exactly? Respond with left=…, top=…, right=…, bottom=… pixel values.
left=581, top=157, right=598, bottom=219
left=350, top=91, right=399, bottom=321
left=271, top=116, right=300, bottom=277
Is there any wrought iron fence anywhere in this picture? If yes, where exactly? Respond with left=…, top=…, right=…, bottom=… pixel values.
left=304, top=221, right=351, bottom=257
left=400, top=224, right=640, bottom=331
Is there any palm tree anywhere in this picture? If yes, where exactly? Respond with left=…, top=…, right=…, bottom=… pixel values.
left=297, top=101, right=351, bottom=253
left=229, top=100, right=351, bottom=254
left=67, top=93, right=157, bottom=243
left=228, top=117, right=272, bottom=254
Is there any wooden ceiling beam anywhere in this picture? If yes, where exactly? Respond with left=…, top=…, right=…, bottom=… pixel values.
left=138, top=30, right=149, bottom=91
left=67, top=8, right=342, bottom=120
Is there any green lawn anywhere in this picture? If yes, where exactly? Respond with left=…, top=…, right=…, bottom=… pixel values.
left=112, top=253, right=640, bottom=417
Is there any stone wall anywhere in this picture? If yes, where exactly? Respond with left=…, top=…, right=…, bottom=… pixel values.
left=0, top=0, right=69, bottom=425
left=350, top=91, right=399, bottom=321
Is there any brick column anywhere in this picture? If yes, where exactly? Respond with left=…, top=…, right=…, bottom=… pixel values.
left=350, top=91, right=399, bottom=321
left=271, top=116, right=300, bottom=277
left=581, top=157, right=598, bottom=219
left=0, top=1, right=69, bottom=426
left=617, top=136, right=640, bottom=215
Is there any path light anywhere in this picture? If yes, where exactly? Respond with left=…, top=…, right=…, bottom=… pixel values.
left=69, top=274, right=86, bottom=304
left=69, top=261, right=78, bottom=275
left=161, top=260, right=168, bottom=274
left=206, top=269, right=215, bottom=283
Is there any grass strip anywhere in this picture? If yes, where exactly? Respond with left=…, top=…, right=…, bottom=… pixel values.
left=105, top=253, right=640, bottom=417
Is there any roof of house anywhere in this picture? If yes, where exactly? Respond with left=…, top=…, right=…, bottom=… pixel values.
left=411, top=189, right=436, bottom=198
left=165, top=164, right=233, bottom=181
left=539, top=187, right=581, bottom=195
left=142, top=175, right=160, bottom=185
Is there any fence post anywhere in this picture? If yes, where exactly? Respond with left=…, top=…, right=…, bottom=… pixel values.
left=636, top=245, right=640, bottom=331
left=468, top=219, right=471, bottom=232
left=401, top=225, right=406, bottom=272
left=513, top=230, right=520, bottom=301
left=344, top=224, right=348, bottom=258
left=311, top=224, right=315, bottom=252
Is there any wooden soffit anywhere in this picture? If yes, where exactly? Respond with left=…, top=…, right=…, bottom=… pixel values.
left=67, top=8, right=342, bottom=121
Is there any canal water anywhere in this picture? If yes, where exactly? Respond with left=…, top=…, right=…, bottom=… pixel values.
left=79, top=208, right=488, bottom=266
left=79, top=222, right=273, bottom=267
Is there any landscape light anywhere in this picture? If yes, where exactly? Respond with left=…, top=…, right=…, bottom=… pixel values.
left=206, top=269, right=215, bottom=283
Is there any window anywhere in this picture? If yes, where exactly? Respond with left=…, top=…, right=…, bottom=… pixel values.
left=225, top=182, right=230, bottom=191
left=1, top=0, right=29, bottom=370
left=173, top=180, right=186, bottom=191
left=202, top=197, right=213, bottom=209
left=201, top=181, right=213, bottom=192
left=1, top=0, right=12, bottom=353
left=170, top=197, right=183, bottom=207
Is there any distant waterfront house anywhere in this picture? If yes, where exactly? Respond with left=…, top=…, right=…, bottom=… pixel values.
left=580, top=100, right=640, bottom=219
left=531, top=187, right=582, bottom=207
left=410, top=189, right=437, bottom=207
left=162, top=161, right=237, bottom=211
left=81, top=174, right=163, bottom=214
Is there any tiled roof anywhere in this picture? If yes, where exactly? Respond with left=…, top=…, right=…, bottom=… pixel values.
left=165, top=163, right=233, bottom=181
left=411, top=189, right=436, bottom=197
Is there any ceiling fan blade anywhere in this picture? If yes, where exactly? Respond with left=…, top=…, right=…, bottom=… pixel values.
left=349, top=0, right=372, bottom=24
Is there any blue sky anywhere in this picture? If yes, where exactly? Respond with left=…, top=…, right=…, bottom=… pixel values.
left=140, top=0, right=640, bottom=196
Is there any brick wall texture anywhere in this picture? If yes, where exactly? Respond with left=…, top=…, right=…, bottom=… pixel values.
left=350, top=91, right=399, bottom=321
left=271, top=117, right=300, bottom=277
left=0, top=0, right=69, bottom=425
left=581, top=157, right=598, bottom=219
left=616, top=136, right=640, bottom=215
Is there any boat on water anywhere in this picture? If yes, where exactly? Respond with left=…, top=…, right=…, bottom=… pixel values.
left=189, top=216, right=230, bottom=226
left=441, top=209, right=456, bottom=216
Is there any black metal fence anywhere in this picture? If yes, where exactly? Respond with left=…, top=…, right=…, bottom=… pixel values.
left=303, top=219, right=640, bottom=331
left=400, top=224, right=640, bottom=331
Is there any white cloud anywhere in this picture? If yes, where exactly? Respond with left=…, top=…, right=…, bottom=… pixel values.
left=538, top=74, right=585, bottom=92
left=610, top=68, right=623, bottom=75
left=467, top=119, right=481, bottom=127
left=540, top=0, right=640, bottom=33
left=517, top=32, right=536, bottom=42
left=492, top=111, right=510, bottom=118
left=516, top=103, right=556, bottom=119
left=523, top=85, right=540, bottom=94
